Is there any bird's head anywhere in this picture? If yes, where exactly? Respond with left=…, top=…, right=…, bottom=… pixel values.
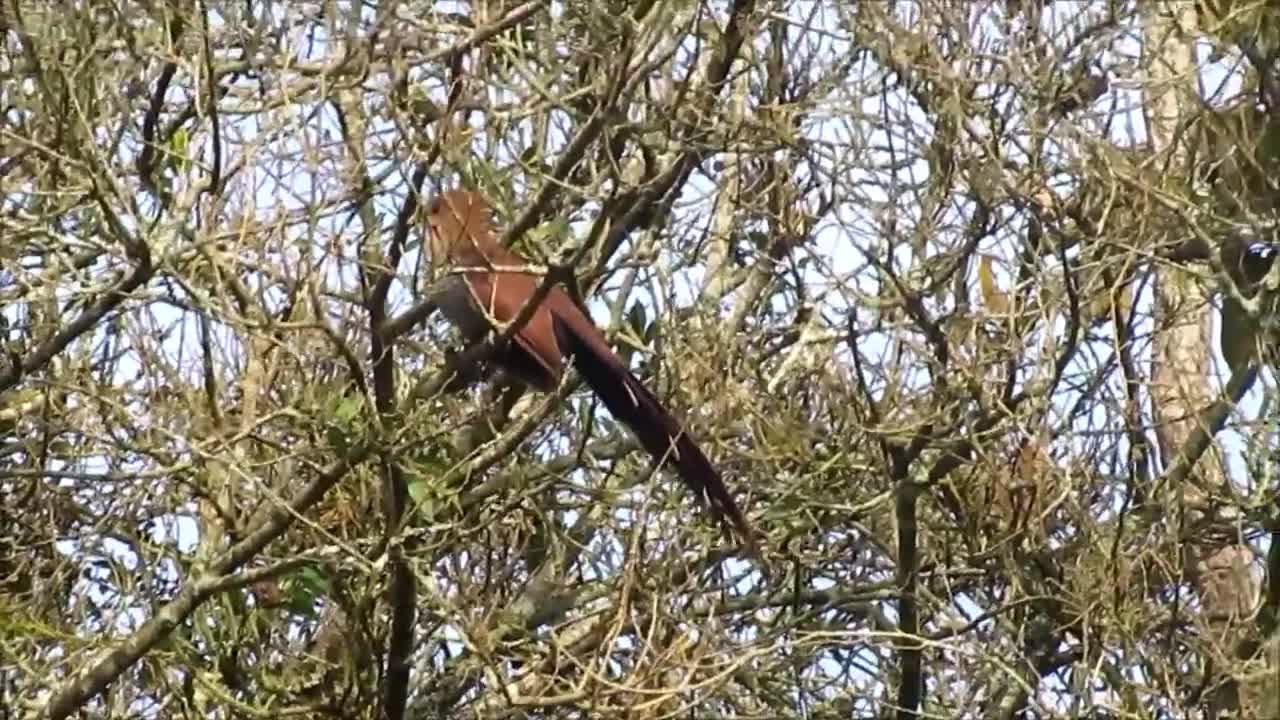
left=426, top=189, right=495, bottom=268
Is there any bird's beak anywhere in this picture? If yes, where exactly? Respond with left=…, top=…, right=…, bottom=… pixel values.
left=425, top=202, right=445, bottom=272
left=426, top=222, right=440, bottom=271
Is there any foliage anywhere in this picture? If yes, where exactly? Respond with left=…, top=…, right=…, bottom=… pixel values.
left=1, top=1, right=1277, bottom=718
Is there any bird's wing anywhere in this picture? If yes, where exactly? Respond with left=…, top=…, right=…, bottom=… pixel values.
left=459, top=270, right=564, bottom=391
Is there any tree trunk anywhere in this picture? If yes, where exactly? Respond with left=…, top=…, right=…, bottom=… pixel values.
left=1144, top=4, right=1267, bottom=717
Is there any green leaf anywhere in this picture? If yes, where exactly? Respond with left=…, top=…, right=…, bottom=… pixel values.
left=324, top=392, right=365, bottom=457
left=406, top=475, right=426, bottom=504
left=627, top=302, right=648, bottom=339
left=325, top=425, right=350, bottom=456
left=333, top=394, right=362, bottom=424
left=404, top=452, right=451, bottom=519
left=520, top=216, right=572, bottom=257
left=169, top=128, right=190, bottom=173
left=297, top=565, right=330, bottom=595
left=644, top=316, right=661, bottom=345
left=286, top=565, right=330, bottom=616
left=518, top=144, right=541, bottom=168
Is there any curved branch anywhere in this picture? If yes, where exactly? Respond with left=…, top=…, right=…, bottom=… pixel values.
left=41, top=448, right=372, bottom=719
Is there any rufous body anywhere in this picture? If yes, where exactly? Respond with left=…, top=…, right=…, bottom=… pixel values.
left=427, top=190, right=754, bottom=547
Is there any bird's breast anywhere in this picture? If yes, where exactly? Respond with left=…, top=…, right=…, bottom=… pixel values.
left=432, top=274, right=493, bottom=340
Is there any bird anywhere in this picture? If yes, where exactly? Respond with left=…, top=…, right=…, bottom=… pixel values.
left=425, top=188, right=756, bottom=550
left=1238, top=241, right=1278, bottom=288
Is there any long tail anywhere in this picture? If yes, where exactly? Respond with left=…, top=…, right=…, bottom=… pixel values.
left=551, top=314, right=755, bottom=548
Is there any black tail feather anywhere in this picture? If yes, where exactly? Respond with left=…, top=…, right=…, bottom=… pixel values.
left=551, top=315, right=754, bottom=547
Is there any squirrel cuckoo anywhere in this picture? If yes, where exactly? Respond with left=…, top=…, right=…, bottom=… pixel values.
left=426, top=189, right=754, bottom=548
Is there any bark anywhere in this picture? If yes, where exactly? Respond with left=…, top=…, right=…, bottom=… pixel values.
left=1144, top=4, right=1268, bottom=717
